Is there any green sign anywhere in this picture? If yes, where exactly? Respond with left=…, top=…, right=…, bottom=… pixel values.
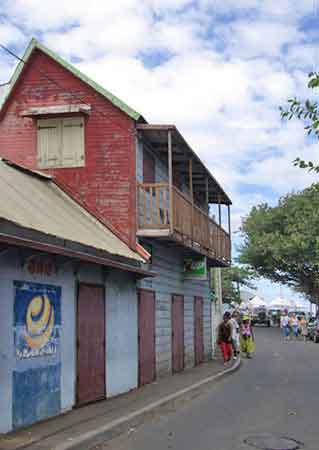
left=183, top=257, right=207, bottom=280
left=210, top=290, right=217, bottom=302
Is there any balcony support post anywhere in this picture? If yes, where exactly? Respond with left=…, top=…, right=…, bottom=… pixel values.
left=218, top=197, right=222, bottom=226
left=168, top=130, right=173, bottom=233
left=218, top=197, right=222, bottom=258
left=205, top=177, right=209, bottom=214
left=205, top=176, right=210, bottom=253
left=189, top=158, right=194, bottom=242
left=227, top=204, right=231, bottom=261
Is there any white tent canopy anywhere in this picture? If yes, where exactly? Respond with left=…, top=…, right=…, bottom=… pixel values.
left=249, top=295, right=267, bottom=308
left=269, top=297, right=291, bottom=310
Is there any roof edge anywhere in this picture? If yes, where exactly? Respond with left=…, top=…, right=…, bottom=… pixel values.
left=0, top=231, right=155, bottom=278
left=1, top=38, right=142, bottom=122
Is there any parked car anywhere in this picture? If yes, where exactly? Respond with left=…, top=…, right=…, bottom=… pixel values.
left=251, top=307, right=271, bottom=327
left=307, top=318, right=319, bottom=342
left=268, top=309, right=281, bottom=327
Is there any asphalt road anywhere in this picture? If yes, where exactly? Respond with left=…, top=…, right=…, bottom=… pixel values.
left=96, top=327, right=319, bottom=450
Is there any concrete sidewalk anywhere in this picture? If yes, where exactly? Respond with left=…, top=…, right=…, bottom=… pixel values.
left=0, top=358, right=240, bottom=450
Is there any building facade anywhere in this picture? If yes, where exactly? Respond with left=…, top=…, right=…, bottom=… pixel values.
left=0, top=159, right=151, bottom=433
left=0, top=39, right=232, bottom=404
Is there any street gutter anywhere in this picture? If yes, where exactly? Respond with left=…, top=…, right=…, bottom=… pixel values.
left=55, top=357, right=241, bottom=450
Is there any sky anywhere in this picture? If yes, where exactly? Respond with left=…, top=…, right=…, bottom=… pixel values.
left=1, top=0, right=319, bottom=304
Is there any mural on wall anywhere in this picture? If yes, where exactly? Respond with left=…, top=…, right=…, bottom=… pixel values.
left=14, top=281, right=61, bottom=359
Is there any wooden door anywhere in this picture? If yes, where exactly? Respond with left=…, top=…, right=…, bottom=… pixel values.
left=194, top=296, right=204, bottom=366
left=138, top=289, right=156, bottom=386
left=77, top=284, right=105, bottom=406
left=171, top=295, right=184, bottom=373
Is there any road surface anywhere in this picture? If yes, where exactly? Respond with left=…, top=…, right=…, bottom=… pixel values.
left=94, top=327, right=319, bottom=450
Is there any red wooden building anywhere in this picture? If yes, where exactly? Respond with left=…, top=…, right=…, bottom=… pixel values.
left=0, top=39, right=232, bottom=387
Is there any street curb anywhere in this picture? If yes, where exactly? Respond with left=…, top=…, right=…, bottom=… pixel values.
left=54, top=358, right=241, bottom=450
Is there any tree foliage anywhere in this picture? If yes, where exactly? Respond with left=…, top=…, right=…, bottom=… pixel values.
left=221, top=265, right=256, bottom=304
left=239, top=184, right=319, bottom=303
left=280, top=72, right=319, bottom=172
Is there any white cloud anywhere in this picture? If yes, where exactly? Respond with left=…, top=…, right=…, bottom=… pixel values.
left=1, top=1, right=318, bottom=252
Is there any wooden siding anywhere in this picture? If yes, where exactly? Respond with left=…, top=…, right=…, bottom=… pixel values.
left=138, top=241, right=211, bottom=377
left=136, top=141, right=231, bottom=264
left=0, top=49, right=137, bottom=249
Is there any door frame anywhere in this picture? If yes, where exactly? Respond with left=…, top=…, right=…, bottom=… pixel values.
left=137, top=288, right=156, bottom=386
left=193, top=296, right=204, bottom=366
left=76, top=282, right=106, bottom=406
left=171, top=293, right=185, bottom=374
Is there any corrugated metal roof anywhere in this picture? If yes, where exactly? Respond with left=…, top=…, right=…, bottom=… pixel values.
left=0, top=38, right=142, bottom=121
left=0, top=159, right=143, bottom=262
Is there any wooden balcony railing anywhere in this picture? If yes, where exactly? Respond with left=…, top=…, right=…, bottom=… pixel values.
left=137, top=183, right=231, bottom=263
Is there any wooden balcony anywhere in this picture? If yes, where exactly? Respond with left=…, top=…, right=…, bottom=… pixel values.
left=137, top=183, right=231, bottom=265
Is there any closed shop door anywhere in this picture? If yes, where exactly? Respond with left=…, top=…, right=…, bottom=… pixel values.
left=138, top=289, right=156, bottom=386
left=171, top=295, right=184, bottom=373
left=77, top=284, right=105, bottom=406
left=194, top=296, right=204, bottom=366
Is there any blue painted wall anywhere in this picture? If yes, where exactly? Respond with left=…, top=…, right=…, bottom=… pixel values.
left=0, top=249, right=139, bottom=433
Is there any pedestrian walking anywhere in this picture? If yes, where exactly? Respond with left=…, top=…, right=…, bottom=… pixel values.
left=230, top=311, right=240, bottom=360
left=299, top=315, right=308, bottom=342
left=240, top=316, right=255, bottom=358
left=217, top=311, right=233, bottom=367
left=289, top=313, right=299, bottom=340
left=280, top=309, right=290, bottom=341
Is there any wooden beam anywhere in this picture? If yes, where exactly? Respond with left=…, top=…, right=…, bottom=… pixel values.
left=168, top=130, right=174, bottom=233
left=227, top=204, right=231, bottom=237
left=205, top=177, right=209, bottom=213
left=189, top=158, right=194, bottom=242
left=218, top=197, right=222, bottom=226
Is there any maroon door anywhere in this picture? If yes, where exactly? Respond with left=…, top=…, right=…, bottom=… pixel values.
left=77, top=284, right=105, bottom=406
left=138, top=289, right=156, bottom=386
left=171, top=295, right=184, bottom=373
left=194, top=296, right=204, bottom=366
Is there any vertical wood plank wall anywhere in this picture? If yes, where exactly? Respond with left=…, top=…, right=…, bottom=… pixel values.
left=138, top=241, right=211, bottom=376
left=137, top=141, right=212, bottom=377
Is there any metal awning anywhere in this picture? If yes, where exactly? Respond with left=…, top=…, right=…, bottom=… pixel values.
left=136, top=124, right=231, bottom=205
left=0, top=159, right=149, bottom=274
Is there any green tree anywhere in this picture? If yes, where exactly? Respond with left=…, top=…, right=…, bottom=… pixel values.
left=280, top=72, right=319, bottom=172
left=221, top=265, right=256, bottom=304
left=239, top=184, right=319, bottom=304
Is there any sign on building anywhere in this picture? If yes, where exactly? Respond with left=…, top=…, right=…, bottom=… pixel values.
left=183, top=257, right=207, bottom=280
left=14, top=281, right=61, bottom=359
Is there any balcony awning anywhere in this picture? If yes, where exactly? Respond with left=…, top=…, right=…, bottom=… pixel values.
left=136, top=124, right=232, bottom=205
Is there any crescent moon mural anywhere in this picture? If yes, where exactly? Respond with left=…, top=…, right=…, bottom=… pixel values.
left=24, top=295, right=55, bottom=350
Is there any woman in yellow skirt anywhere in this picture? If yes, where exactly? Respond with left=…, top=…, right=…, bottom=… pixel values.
left=240, top=316, right=255, bottom=358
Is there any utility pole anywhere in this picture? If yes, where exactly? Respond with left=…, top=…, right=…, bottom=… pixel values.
left=211, top=267, right=223, bottom=357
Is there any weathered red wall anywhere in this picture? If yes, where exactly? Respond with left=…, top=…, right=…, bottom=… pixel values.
left=0, top=49, right=137, bottom=249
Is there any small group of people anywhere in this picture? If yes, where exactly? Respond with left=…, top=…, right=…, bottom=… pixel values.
left=280, top=310, right=309, bottom=341
left=217, top=311, right=255, bottom=366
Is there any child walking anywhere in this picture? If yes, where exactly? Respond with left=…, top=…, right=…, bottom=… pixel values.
left=217, top=311, right=233, bottom=367
left=240, top=316, right=255, bottom=358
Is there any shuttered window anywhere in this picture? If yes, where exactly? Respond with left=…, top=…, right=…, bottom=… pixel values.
left=37, top=117, right=85, bottom=168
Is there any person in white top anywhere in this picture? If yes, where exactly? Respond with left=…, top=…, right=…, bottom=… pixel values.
left=230, top=311, right=240, bottom=359
left=289, top=313, right=299, bottom=340
left=280, top=310, right=290, bottom=341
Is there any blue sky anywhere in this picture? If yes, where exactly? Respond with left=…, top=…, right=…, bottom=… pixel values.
left=1, top=0, right=318, bottom=304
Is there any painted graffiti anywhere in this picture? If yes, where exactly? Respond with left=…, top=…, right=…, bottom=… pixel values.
left=14, top=281, right=61, bottom=359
